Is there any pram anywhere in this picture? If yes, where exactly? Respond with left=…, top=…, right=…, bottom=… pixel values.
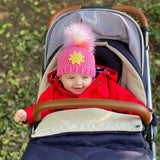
left=21, top=5, right=158, bottom=160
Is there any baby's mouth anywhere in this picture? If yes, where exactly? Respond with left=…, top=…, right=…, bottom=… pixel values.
left=72, top=87, right=83, bottom=93
left=74, top=87, right=82, bottom=90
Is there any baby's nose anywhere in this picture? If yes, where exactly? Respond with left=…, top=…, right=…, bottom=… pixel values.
left=75, top=79, right=82, bottom=85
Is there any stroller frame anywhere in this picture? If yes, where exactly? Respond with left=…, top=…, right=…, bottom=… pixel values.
left=28, top=5, right=158, bottom=160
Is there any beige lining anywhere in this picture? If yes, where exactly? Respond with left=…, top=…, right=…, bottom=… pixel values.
left=32, top=108, right=143, bottom=138
left=37, top=48, right=62, bottom=100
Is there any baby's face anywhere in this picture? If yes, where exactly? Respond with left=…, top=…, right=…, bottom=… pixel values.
left=60, top=73, right=92, bottom=94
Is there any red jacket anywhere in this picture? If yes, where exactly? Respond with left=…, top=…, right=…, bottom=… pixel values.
left=24, top=66, right=147, bottom=124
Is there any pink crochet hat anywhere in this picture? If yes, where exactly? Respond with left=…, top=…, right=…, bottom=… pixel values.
left=57, top=23, right=96, bottom=78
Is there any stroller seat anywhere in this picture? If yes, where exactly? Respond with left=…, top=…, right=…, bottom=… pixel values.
left=22, top=108, right=152, bottom=160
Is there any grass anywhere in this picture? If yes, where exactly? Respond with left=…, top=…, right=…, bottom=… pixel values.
left=0, top=0, right=160, bottom=159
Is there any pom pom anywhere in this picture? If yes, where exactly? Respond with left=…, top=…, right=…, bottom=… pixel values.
left=63, top=23, right=96, bottom=53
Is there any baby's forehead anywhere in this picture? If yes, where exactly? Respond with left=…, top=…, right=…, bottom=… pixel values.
left=61, top=73, right=90, bottom=77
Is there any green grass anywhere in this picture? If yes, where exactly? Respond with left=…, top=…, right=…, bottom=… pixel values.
left=0, top=0, right=159, bottom=159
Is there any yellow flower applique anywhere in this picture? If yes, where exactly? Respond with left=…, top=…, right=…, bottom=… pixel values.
left=68, top=51, right=85, bottom=65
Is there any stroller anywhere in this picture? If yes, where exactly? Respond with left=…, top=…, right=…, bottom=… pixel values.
left=21, top=5, right=158, bottom=160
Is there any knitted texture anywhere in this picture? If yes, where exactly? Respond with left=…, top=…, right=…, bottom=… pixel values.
left=57, top=23, right=96, bottom=78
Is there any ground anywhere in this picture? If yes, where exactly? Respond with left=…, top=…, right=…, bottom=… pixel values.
left=0, top=0, right=160, bottom=159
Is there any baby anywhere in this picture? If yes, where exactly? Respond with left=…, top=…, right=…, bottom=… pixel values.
left=14, top=22, right=149, bottom=124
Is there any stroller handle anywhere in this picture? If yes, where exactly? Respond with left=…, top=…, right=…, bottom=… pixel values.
left=33, top=99, right=152, bottom=124
left=46, top=5, right=148, bottom=30
left=113, top=5, right=148, bottom=27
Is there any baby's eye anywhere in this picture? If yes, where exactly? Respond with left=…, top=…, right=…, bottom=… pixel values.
left=82, top=76, right=89, bottom=79
left=68, top=77, right=75, bottom=79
